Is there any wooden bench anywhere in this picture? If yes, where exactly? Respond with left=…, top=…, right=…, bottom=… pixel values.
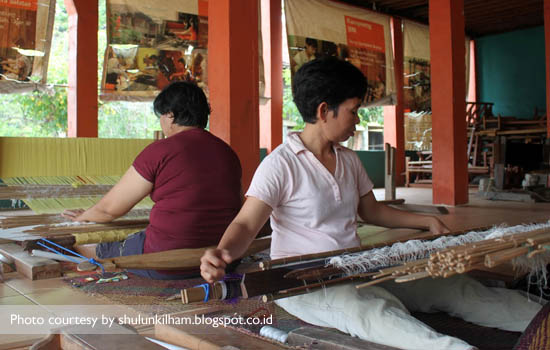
left=405, top=157, right=489, bottom=187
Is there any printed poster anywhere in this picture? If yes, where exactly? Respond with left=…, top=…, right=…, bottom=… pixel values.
left=0, top=0, right=55, bottom=92
left=102, top=0, right=209, bottom=101
left=285, top=0, right=395, bottom=106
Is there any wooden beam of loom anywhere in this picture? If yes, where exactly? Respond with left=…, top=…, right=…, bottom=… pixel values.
left=0, top=243, right=60, bottom=280
left=77, top=237, right=271, bottom=272
left=0, top=184, right=113, bottom=199
left=0, top=210, right=150, bottom=229
left=22, top=196, right=153, bottom=214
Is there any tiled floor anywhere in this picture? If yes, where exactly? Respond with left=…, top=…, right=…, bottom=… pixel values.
left=0, top=187, right=549, bottom=349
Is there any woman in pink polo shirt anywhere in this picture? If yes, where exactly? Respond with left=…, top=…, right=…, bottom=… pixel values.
left=200, top=58, right=540, bottom=350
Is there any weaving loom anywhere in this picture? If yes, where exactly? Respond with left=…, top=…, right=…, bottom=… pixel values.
left=0, top=137, right=154, bottom=278
left=180, top=222, right=550, bottom=304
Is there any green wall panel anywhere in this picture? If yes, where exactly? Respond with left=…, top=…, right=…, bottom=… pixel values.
left=477, top=26, right=545, bottom=119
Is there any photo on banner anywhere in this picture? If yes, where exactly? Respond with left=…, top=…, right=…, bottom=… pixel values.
left=403, top=19, right=471, bottom=112
left=285, top=0, right=395, bottom=106
left=0, top=0, right=55, bottom=93
left=102, top=0, right=208, bottom=101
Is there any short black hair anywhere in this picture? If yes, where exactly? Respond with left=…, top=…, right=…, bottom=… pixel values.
left=153, top=81, right=210, bottom=128
left=305, top=37, right=318, bottom=48
left=292, top=57, right=367, bottom=124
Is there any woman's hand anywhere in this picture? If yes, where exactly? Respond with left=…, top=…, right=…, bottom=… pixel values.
left=200, top=248, right=233, bottom=283
left=61, top=209, right=87, bottom=222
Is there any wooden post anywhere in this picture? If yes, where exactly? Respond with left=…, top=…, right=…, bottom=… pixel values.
left=429, top=0, right=468, bottom=205
left=259, top=0, right=283, bottom=154
left=65, top=0, right=98, bottom=137
left=493, top=136, right=507, bottom=190
left=383, top=17, right=405, bottom=186
left=208, top=0, right=260, bottom=191
left=385, top=143, right=396, bottom=200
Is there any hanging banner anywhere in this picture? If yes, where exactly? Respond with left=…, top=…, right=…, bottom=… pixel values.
left=102, top=0, right=209, bottom=101
left=403, top=20, right=431, bottom=112
left=0, top=0, right=55, bottom=93
left=403, top=20, right=470, bottom=112
left=285, top=0, right=395, bottom=106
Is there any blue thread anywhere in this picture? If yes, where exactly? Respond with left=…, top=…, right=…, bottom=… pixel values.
left=36, top=241, right=82, bottom=264
left=198, top=283, right=210, bottom=302
left=37, top=238, right=105, bottom=273
left=88, top=258, right=105, bottom=274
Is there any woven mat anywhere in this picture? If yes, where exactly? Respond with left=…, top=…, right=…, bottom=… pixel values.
left=63, top=272, right=266, bottom=316
left=514, top=302, right=550, bottom=350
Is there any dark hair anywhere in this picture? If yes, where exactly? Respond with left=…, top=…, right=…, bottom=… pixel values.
left=292, top=57, right=367, bottom=124
left=305, top=37, right=318, bottom=48
left=153, top=81, right=210, bottom=128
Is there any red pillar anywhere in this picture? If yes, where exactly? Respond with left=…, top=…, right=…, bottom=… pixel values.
left=259, top=0, right=283, bottom=154
left=383, top=17, right=405, bottom=186
left=208, top=0, right=260, bottom=191
left=545, top=0, right=550, bottom=138
left=429, top=0, right=468, bottom=205
left=65, top=0, right=98, bottom=137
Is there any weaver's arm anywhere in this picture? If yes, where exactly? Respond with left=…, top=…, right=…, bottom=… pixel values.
left=201, top=197, right=272, bottom=283
left=358, top=191, right=449, bottom=235
left=62, top=166, right=152, bottom=223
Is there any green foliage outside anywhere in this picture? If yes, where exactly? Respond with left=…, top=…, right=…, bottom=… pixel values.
left=0, top=1, right=382, bottom=139
left=282, top=67, right=383, bottom=131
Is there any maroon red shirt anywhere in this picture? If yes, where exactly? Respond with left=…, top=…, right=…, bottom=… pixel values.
left=133, top=128, right=242, bottom=254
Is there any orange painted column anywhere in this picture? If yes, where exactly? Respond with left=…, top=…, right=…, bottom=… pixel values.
left=208, top=0, right=260, bottom=191
left=429, top=0, right=468, bottom=205
left=383, top=17, right=405, bottom=186
left=545, top=0, right=550, bottom=138
left=65, top=0, right=98, bottom=137
left=259, top=0, right=283, bottom=154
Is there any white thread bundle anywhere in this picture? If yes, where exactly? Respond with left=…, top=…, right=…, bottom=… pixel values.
left=329, top=222, right=550, bottom=276
left=259, top=325, right=288, bottom=343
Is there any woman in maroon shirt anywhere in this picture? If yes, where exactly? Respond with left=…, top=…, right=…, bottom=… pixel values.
left=63, top=82, right=242, bottom=279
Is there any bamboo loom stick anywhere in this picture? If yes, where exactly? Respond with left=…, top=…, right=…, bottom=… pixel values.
left=484, top=246, right=531, bottom=268
left=355, top=275, right=398, bottom=289
left=394, top=271, right=430, bottom=283
left=385, top=226, right=550, bottom=284
left=273, top=272, right=376, bottom=296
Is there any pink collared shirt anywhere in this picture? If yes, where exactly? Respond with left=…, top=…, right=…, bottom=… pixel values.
left=247, top=133, right=374, bottom=259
